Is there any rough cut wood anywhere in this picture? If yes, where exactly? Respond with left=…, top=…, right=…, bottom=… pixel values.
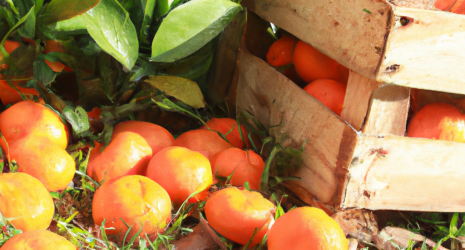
left=242, top=0, right=465, bottom=94
left=236, top=47, right=356, bottom=207
left=363, top=85, right=410, bottom=136
left=344, top=135, right=465, bottom=212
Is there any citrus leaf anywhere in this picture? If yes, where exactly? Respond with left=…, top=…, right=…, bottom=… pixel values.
left=18, top=6, right=35, bottom=39
left=145, top=75, right=205, bottom=109
left=155, top=0, right=169, bottom=18
left=39, top=0, right=100, bottom=25
left=150, top=0, right=241, bottom=62
left=140, top=0, right=157, bottom=45
left=81, top=0, right=138, bottom=70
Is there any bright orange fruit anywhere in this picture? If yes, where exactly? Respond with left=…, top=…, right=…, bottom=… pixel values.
left=0, top=230, right=76, bottom=249
left=0, top=80, right=40, bottom=106
left=92, top=175, right=172, bottom=243
left=303, top=79, right=346, bottom=116
left=268, top=207, right=349, bottom=250
left=205, top=187, right=275, bottom=246
left=202, top=118, right=249, bottom=149
left=266, top=36, right=297, bottom=67
left=9, top=138, right=75, bottom=191
left=0, top=173, right=54, bottom=231
left=3, top=40, right=20, bottom=54
left=210, top=148, right=265, bottom=190
left=407, top=103, right=465, bottom=141
left=293, top=41, right=346, bottom=83
left=43, top=40, right=67, bottom=72
left=173, top=129, right=233, bottom=160
left=112, top=120, right=174, bottom=156
left=0, top=100, right=68, bottom=152
left=87, top=131, right=152, bottom=183
left=146, top=146, right=212, bottom=205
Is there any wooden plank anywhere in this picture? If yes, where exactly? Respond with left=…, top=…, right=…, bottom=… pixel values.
left=388, top=0, right=435, bottom=9
left=363, top=85, right=410, bottom=136
left=341, top=71, right=382, bottom=131
left=236, top=48, right=358, bottom=206
left=343, top=135, right=465, bottom=212
left=242, top=0, right=393, bottom=79
left=378, top=7, right=465, bottom=94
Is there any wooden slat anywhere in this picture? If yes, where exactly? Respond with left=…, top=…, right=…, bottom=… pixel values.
left=341, top=71, right=382, bottom=131
left=235, top=48, right=357, bottom=206
left=363, top=85, right=410, bottom=136
left=343, top=135, right=465, bottom=212
left=378, top=7, right=465, bottom=94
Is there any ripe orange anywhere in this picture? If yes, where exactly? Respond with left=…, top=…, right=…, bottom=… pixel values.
left=112, top=120, right=174, bottom=156
left=87, top=132, right=152, bottom=183
left=146, top=146, right=212, bottom=205
left=434, top=0, right=465, bottom=14
left=0, top=80, right=40, bottom=106
left=268, top=207, right=348, bottom=250
left=3, top=40, right=20, bottom=54
left=0, top=230, right=76, bottom=250
left=210, top=148, right=265, bottom=190
left=204, top=187, right=275, bottom=246
left=86, top=107, right=101, bottom=120
left=303, top=79, right=346, bottom=116
left=9, top=138, right=75, bottom=191
left=92, top=175, right=171, bottom=243
left=0, top=173, right=54, bottom=232
left=43, top=40, right=67, bottom=72
left=88, top=141, right=102, bottom=162
left=266, top=36, right=297, bottom=67
left=202, top=118, right=249, bottom=149
left=293, top=41, right=344, bottom=83
left=407, top=103, right=465, bottom=141
left=174, top=129, right=233, bottom=160
left=0, top=100, right=68, bottom=152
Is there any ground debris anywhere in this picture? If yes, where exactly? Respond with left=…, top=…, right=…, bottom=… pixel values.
left=373, top=226, right=448, bottom=250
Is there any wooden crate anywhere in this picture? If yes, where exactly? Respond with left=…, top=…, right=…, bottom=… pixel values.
left=241, top=0, right=465, bottom=94
left=236, top=12, right=465, bottom=212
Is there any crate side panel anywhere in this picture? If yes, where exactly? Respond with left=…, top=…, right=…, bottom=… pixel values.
left=344, top=135, right=465, bottom=212
left=236, top=49, right=357, bottom=206
left=242, top=0, right=393, bottom=79
left=379, top=8, right=465, bottom=94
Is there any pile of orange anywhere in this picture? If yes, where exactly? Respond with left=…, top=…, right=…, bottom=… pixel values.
left=266, top=36, right=348, bottom=116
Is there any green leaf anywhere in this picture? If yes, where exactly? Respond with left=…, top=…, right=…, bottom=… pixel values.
left=33, top=54, right=58, bottom=87
left=18, top=6, right=35, bottom=39
left=144, top=75, right=206, bottom=109
left=0, top=7, right=34, bottom=57
left=155, top=0, right=169, bottom=18
left=39, top=0, right=100, bottom=25
left=81, top=0, right=139, bottom=70
left=450, top=213, right=459, bottom=236
left=62, top=106, right=91, bottom=138
left=140, top=0, right=157, bottom=45
left=151, top=0, right=241, bottom=62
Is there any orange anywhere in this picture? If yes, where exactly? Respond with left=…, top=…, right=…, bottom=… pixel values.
left=266, top=36, right=297, bottom=67
left=407, top=103, right=465, bottom=141
left=303, top=79, right=346, bottom=116
left=204, top=187, right=275, bottom=246
left=434, top=0, right=465, bottom=14
left=293, top=41, right=345, bottom=83
left=92, top=175, right=171, bottom=243
left=87, top=132, right=152, bottom=183
left=88, top=141, right=102, bottom=162
left=3, top=40, right=20, bottom=54
left=0, top=80, right=40, bottom=106
left=43, top=40, right=66, bottom=72
left=210, top=148, right=265, bottom=190
left=86, top=107, right=101, bottom=120
left=0, top=100, right=68, bottom=152
left=174, top=129, right=233, bottom=160
left=202, top=118, right=249, bottom=149
left=112, top=120, right=174, bottom=156
left=9, top=138, right=75, bottom=191
left=268, top=207, right=348, bottom=250
left=0, top=230, right=76, bottom=250
left=146, top=146, right=212, bottom=205
left=0, top=173, right=54, bottom=232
